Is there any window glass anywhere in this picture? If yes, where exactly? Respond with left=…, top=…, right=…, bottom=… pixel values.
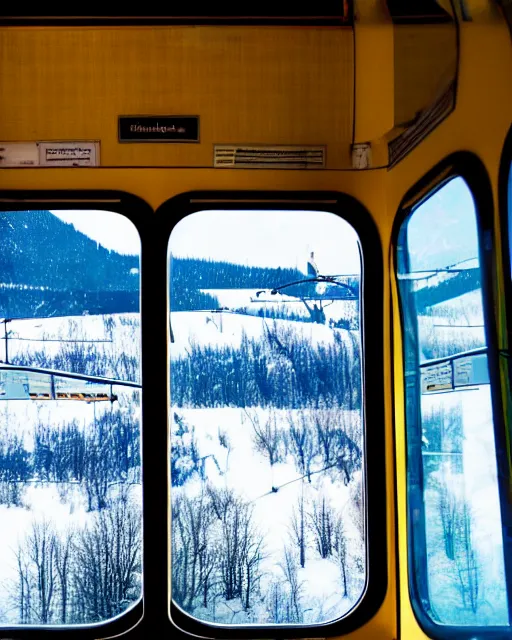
left=169, top=210, right=365, bottom=627
left=397, top=178, right=509, bottom=626
left=0, top=209, right=142, bottom=627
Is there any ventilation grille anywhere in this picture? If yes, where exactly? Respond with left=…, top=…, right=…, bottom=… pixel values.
left=214, top=145, right=325, bottom=169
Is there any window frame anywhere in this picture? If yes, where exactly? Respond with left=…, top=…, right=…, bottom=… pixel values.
left=499, top=124, right=512, bottom=362
left=392, top=153, right=512, bottom=639
left=0, top=190, right=159, bottom=639
left=159, top=190, right=387, bottom=639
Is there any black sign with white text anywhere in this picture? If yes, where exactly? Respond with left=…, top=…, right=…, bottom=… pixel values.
left=118, top=116, right=200, bottom=142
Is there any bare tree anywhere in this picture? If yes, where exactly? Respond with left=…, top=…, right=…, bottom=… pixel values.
left=73, top=492, right=142, bottom=622
left=54, top=528, right=74, bottom=623
left=454, top=500, right=480, bottom=614
left=288, top=413, right=317, bottom=482
left=245, top=410, right=283, bottom=485
left=171, top=491, right=216, bottom=611
left=332, top=518, right=349, bottom=598
left=12, top=520, right=58, bottom=623
left=267, top=580, right=287, bottom=623
left=208, top=486, right=264, bottom=611
left=289, top=489, right=307, bottom=568
left=438, top=478, right=457, bottom=560
left=279, top=547, right=304, bottom=622
left=309, top=496, right=335, bottom=559
left=314, top=409, right=361, bottom=485
left=83, top=439, right=111, bottom=511
left=13, top=544, right=32, bottom=623
left=83, top=415, right=116, bottom=511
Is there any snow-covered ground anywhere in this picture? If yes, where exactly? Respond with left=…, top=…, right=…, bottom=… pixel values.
left=416, top=283, right=508, bottom=625
left=172, top=407, right=364, bottom=626
left=170, top=307, right=355, bottom=358
left=418, top=290, right=485, bottom=361
left=199, top=289, right=358, bottom=327
left=0, top=312, right=142, bottom=627
left=421, top=387, right=508, bottom=625
left=170, top=301, right=365, bottom=626
left=2, top=313, right=140, bottom=383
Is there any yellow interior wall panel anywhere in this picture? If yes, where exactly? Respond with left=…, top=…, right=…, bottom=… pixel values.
left=0, top=26, right=354, bottom=169
left=353, top=1, right=394, bottom=144
left=388, top=11, right=512, bottom=640
left=393, top=24, right=457, bottom=127
left=0, top=6, right=511, bottom=638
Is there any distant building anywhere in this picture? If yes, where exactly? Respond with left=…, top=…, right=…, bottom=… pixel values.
left=307, top=251, right=319, bottom=277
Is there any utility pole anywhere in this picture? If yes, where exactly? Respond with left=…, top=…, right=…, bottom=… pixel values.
left=2, top=318, right=11, bottom=364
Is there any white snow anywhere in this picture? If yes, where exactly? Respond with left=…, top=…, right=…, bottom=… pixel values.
left=170, top=300, right=365, bottom=626
left=0, top=312, right=142, bottom=627
left=421, top=392, right=508, bottom=625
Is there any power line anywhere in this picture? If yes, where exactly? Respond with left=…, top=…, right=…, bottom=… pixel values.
left=249, top=457, right=345, bottom=503
left=432, top=323, right=484, bottom=328
left=8, top=336, right=113, bottom=343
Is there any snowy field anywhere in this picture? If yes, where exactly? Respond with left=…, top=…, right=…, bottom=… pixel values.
left=0, top=313, right=142, bottom=627
left=1, top=313, right=140, bottom=382
left=420, top=387, right=508, bottom=625
left=170, top=303, right=365, bottom=626
left=416, top=283, right=508, bottom=625
left=418, top=290, right=484, bottom=361
left=199, top=289, right=358, bottom=327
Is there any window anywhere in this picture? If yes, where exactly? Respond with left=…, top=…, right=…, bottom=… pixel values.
left=396, top=174, right=511, bottom=632
left=166, top=199, right=386, bottom=637
left=0, top=208, right=142, bottom=630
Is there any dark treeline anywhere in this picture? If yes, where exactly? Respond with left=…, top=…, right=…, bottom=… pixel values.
left=0, top=289, right=139, bottom=320
left=171, top=324, right=361, bottom=409
left=0, top=409, right=140, bottom=510
left=170, top=256, right=361, bottom=314
left=170, top=256, right=303, bottom=312
left=413, top=269, right=481, bottom=312
left=230, top=306, right=357, bottom=329
left=0, top=211, right=139, bottom=318
left=0, top=211, right=138, bottom=291
left=0, top=210, right=139, bottom=318
left=171, top=256, right=304, bottom=290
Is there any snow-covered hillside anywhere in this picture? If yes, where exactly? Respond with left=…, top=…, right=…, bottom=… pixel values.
left=170, top=302, right=365, bottom=626
left=0, top=313, right=142, bottom=627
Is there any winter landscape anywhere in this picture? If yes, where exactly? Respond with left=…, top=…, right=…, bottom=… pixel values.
left=0, top=210, right=142, bottom=627
left=401, top=177, right=509, bottom=626
left=0, top=190, right=508, bottom=631
left=169, top=210, right=366, bottom=626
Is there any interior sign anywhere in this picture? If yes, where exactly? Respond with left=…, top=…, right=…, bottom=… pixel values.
left=0, top=141, right=99, bottom=167
left=118, top=116, right=200, bottom=142
left=39, top=141, right=100, bottom=167
left=421, top=361, right=453, bottom=393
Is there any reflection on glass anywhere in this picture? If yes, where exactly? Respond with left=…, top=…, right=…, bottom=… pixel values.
left=169, top=210, right=365, bottom=627
left=398, top=178, right=509, bottom=626
left=0, top=210, right=142, bottom=627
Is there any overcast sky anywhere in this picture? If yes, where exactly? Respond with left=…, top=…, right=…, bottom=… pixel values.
left=169, top=210, right=361, bottom=275
left=50, top=210, right=141, bottom=256
left=50, top=209, right=361, bottom=275
left=50, top=178, right=477, bottom=278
